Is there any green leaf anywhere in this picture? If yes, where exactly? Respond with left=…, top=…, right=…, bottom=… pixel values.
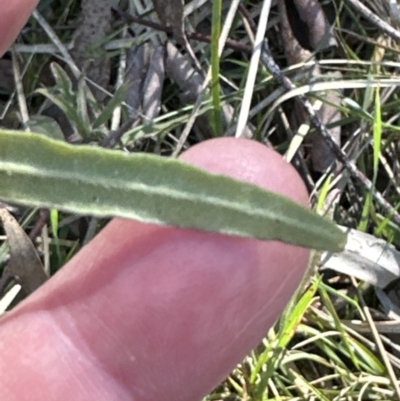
left=35, top=63, right=92, bottom=138
left=50, top=62, right=75, bottom=100
left=93, top=82, right=130, bottom=129
left=26, top=115, right=65, bottom=141
left=0, top=130, right=346, bottom=251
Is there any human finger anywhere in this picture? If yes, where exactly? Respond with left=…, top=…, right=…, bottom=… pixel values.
left=0, top=1, right=39, bottom=57
left=0, top=138, right=310, bottom=401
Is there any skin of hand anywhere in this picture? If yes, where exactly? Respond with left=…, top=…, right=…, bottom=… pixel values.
left=0, top=4, right=311, bottom=401
left=0, top=0, right=40, bottom=57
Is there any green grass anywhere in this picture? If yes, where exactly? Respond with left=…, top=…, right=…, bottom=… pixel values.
left=1, top=0, right=400, bottom=399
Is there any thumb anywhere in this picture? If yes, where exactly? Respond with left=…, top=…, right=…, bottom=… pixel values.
left=0, top=138, right=310, bottom=401
left=0, top=1, right=39, bottom=57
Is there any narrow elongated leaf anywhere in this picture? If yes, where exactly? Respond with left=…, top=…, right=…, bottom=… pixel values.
left=0, top=130, right=346, bottom=251
left=93, top=82, right=130, bottom=129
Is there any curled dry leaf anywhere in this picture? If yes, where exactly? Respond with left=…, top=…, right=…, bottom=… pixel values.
left=0, top=208, right=48, bottom=295
left=279, top=0, right=341, bottom=172
left=152, top=0, right=186, bottom=46
left=166, top=42, right=252, bottom=138
left=165, top=41, right=214, bottom=138
left=142, top=45, right=165, bottom=121
left=125, top=44, right=151, bottom=119
left=165, top=42, right=203, bottom=104
left=308, top=88, right=342, bottom=172
left=283, top=0, right=337, bottom=51
left=321, top=226, right=400, bottom=289
left=125, top=42, right=165, bottom=124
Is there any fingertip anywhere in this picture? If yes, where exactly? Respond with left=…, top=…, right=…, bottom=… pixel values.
left=0, top=138, right=311, bottom=401
left=0, top=1, right=39, bottom=56
left=179, top=137, right=309, bottom=206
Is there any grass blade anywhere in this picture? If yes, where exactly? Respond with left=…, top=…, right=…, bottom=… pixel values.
left=210, top=0, right=223, bottom=135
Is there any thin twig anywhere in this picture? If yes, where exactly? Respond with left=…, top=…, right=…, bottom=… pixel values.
left=260, top=40, right=400, bottom=225
left=112, top=7, right=252, bottom=55
left=28, top=209, right=50, bottom=240
left=345, top=0, right=400, bottom=44
left=32, top=10, right=81, bottom=78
